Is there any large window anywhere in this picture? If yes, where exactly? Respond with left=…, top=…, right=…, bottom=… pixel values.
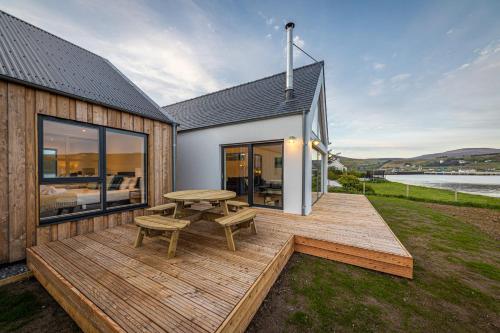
left=39, top=116, right=147, bottom=223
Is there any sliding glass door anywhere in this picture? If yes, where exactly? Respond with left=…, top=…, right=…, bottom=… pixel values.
left=222, top=141, right=283, bottom=209
left=252, top=143, right=283, bottom=208
left=222, top=146, right=249, bottom=203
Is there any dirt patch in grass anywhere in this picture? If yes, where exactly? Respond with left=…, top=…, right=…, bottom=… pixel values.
left=0, top=278, right=80, bottom=333
left=247, top=196, right=500, bottom=333
left=424, top=202, right=500, bottom=240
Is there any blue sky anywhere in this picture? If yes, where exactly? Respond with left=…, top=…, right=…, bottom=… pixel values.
left=2, top=0, right=500, bottom=158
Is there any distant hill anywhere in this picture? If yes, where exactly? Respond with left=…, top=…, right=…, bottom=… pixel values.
left=413, top=148, right=500, bottom=160
left=337, top=148, right=500, bottom=172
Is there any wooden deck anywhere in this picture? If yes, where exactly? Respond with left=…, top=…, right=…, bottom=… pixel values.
left=27, top=193, right=413, bottom=333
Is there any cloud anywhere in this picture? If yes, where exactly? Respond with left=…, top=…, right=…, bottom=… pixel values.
left=2, top=0, right=278, bottom=105
left=334, top=39, right=500, bottom=157
left=390, top=73, right=411, bottom=82
left=274, top=25, right=280, bottom=30
left=368, top=79, right=385, bottom=96
left=373, top=62, right=386, bottom=71
left=293, top=35, right=305, bottom=48
left=265, top=33, right=272, bottom=39
left=446, top=29, right=454, bottom=35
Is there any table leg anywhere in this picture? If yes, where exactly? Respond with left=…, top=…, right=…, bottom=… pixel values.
left=167, top=230, right=180, bottom=259
left=250, top=218, right=257, bottom=235
left=134, top=227, right=144, bottom=248
left=173, top=201, right=180, bottom=218
left=221, top=200, right=229, bottom=216
left=224, top=226, right=236, bottom=251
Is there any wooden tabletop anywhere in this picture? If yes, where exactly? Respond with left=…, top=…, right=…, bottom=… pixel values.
left=164, top=189, right=236, bottom=202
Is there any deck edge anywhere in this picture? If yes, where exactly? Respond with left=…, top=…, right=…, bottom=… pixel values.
left=27, top=248, right=126, bottom=333
left=294, top=237, right=413, bottom=279
left=216, top=235, right=295, bottom=333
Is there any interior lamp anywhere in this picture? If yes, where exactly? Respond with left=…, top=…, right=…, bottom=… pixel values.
left=312, top=139, right=320, bottom=146
left=288, top=136, right=297, bottom=144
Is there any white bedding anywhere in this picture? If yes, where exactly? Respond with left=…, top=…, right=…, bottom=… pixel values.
left=66, top=189, right=132, bottom=205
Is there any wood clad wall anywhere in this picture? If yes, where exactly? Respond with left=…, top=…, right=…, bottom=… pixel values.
left=0, top=80, right=173, bottom=264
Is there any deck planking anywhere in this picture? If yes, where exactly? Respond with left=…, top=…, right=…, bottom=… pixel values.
left=28, top=193, right=413, bottom=332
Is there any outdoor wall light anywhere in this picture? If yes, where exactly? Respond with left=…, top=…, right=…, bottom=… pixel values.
left=312, top=139, right=320, bottom=146
left=288, top=136, right=297, bottom=144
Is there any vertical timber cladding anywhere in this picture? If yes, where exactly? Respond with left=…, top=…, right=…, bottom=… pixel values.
left=0, top=80, right=173, bottom=263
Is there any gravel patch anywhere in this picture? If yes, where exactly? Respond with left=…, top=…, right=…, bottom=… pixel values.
left=0, top=261, right=29, bottom=280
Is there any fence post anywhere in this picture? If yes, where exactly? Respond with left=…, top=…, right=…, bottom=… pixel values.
left=455, top=190, right=458, bottom=202
left=406, top=184, right=409, bottom=198
left=363, top=182, right=366, bottom=195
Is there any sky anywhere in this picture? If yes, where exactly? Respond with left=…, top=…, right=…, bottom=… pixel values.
left=1, top=0, right=500, bottom=158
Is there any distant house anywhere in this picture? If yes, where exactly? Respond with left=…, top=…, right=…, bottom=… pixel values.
left=163, top=23, right=329, bottom=215
left=329, top=159, right=347, bottom=171
left=0, top=10, right=174, bottom=264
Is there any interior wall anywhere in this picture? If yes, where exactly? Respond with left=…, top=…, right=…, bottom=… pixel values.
left=0, top=79, right=173, bottom=264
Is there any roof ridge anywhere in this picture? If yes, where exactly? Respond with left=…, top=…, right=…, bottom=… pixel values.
left=162, top=61, right=324, bottom=109
left=0, top=9, right=107, bottom=61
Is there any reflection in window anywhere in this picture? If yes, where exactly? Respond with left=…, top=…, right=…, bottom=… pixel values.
left=39, top=183, right=101, bottom=219
left=311, top=149, right=323, bottom=204
left=42, top=120, right=99, bottom=177
left=253, top=143, right=283, bottom=207
left=39, top=117, right=149, bottom=223
left=106, top=129, right=146, bottom=207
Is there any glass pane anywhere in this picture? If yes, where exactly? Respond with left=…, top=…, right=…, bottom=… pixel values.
left=106, top=130, right=146, bottom=207
left=42, top=120, right=99, bottom=177
left=223, top=146, right=248, bottom=203
left=311, top=149, right=323, bottom=204
left=40, top=182, right=101, bottom=219
left=253, top=143, right=283, bottom=207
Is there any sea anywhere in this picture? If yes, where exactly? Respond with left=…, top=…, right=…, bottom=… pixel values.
left=386, top=175, right=500, bottom=198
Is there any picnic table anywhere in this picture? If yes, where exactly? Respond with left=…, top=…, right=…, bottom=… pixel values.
left=164, top=189, right=236, bottom=217
left=134, top=190, right=257, bottom=256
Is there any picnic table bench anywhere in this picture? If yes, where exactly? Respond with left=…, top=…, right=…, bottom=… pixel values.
left=226, top=200, right=249, bottom=212
left=215, top=209, right=257, bottom=251
left=134, top=215, right=190, bottom=259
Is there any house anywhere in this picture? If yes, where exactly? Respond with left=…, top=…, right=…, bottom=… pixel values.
left=0, top=10, right=174, bottom=264
left=163, top=22, right=329, bottom=215
left=330, top=159, right=347, bottom=172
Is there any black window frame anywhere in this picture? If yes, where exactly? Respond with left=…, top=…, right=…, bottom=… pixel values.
left=38, top=115, right=148, bottom=225
left=220, top=140, right=284, bottom=210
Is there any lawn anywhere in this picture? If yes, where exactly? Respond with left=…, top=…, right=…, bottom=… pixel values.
left=248, top=196, right=500, bottom=332
left=0, top=277, right=80, bottom=332
left=331, top=180, right=500, bottom=209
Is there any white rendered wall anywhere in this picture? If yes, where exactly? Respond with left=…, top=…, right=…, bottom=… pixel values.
left=175, top=115, right=304, bottom=214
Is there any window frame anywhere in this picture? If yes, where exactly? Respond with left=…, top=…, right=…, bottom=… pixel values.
left=220, top=140, right=284, bottom=210
left=38, top=115, right=148, bottom=225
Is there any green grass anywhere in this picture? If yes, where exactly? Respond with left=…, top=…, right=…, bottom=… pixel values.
left=277, top=196, right=500, bottom=332
left=0, top=286, right=41, bottom=332
left=330, top=181, right=500, bottom=209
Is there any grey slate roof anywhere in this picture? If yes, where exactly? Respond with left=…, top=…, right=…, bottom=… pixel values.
left=162, top=61, right=323, bottom=131
left=0, top=10, right=172, bottom=123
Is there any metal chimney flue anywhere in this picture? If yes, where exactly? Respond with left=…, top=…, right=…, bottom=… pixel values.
left=285, top=21, right=295, bottom=100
